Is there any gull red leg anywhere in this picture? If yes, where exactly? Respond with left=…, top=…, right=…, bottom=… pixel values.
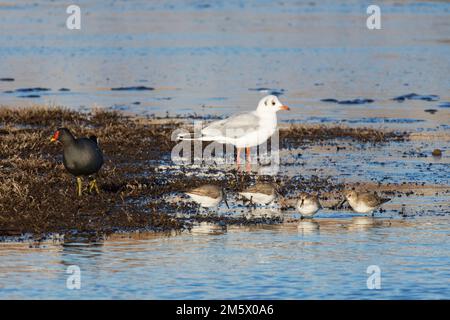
left=246, top=147, right=251, bottom=173
left=236, top=147, right=242, bottom=170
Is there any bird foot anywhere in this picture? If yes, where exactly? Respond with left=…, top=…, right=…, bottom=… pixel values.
left=88, top=179, right=100, bottom=195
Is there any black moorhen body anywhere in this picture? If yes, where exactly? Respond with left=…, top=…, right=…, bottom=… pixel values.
left=51, top=128, right=104, bottom=196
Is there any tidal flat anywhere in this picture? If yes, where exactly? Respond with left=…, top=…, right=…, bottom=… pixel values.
left=0, top=106, right=447, bottom=242
left=0, top=0, right=449, bottom=299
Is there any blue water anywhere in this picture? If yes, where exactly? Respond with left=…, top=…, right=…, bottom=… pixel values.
left=0, top=0, right=449, bottom=125
left=0, top=0, right=449, bottom=299
left=0, top=216, right=449, bottom=299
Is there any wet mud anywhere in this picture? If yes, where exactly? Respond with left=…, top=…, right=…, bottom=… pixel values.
left=320, top=98, right=374, bottom=105
left=0, top=106, right=447, bottom=242
left=110, top=86, right=154, bottom=91
left=393, top=93, right=440, bottom=102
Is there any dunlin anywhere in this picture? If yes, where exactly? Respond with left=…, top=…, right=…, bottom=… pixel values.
left=344, top=191, right=390, bottom=214
left=239, top=182, right=277, bottom=205
left=296, top=193, right=322, bottom=218
left=185, top=184, right=228, bottom=209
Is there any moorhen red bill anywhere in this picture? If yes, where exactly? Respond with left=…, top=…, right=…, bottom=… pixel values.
left=51, top=128, right=104, bottom=196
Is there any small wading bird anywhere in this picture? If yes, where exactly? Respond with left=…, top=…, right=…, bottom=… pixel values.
left=296, top=193, right=322, bottom=218
left=178, top=95, right=289, bottom=172
left=342, top=191, right=390, bottom=215
left=51, top=128, right=104, bottom=196
left=239, top=182, right=278, bottom=206
left=185, top=184, right=229, bottom=210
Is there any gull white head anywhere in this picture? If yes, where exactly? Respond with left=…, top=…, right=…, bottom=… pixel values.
left=256, top=95, right=290, bottom=114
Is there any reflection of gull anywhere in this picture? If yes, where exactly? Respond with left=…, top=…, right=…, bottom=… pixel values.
left=297, top=220, right=320, bottom=235
left=178, top=95, right=289, bottom=170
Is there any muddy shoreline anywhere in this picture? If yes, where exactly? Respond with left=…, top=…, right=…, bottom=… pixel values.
left=0, top=106, right=447, bottom=242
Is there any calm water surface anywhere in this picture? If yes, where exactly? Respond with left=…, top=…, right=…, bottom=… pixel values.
left=0, top=0, right=449, bottom=299
left=0, top=216, right=449, bottom=299
left=0, top=0, right=449, bottom=126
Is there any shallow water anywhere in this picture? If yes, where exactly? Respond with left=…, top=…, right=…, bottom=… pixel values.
left=0, top=0, right=449, bottom=128
left=1, top=0, right=449, bottom=299
left=0, top=216, right=449, bottom=299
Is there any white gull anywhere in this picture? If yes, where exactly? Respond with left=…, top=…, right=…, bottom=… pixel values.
left=178, top=95, right=289, bottom=169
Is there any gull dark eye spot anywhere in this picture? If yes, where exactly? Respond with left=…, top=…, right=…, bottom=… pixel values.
left=272, top=101, right=276, bottom=106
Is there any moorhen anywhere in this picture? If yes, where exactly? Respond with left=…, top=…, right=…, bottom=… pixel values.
left=51, top=128, right=104, bottom=196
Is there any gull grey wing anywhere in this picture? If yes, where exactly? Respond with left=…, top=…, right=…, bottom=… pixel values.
left=201, top=112, right=260, bottom=139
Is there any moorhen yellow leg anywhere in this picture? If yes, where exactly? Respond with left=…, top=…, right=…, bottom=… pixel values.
left=88, top=178, right=100, bottom=194
left=76, top=177, right=83, bottom=196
